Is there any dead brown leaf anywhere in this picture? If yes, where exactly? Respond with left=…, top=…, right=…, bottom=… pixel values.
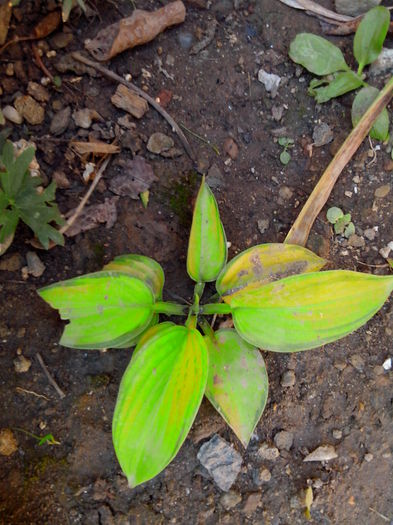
left=0, top=3, right=12, bottom=46
left=33, top=11, right=61, bottom=39
left=109, top=156, right=157, bottom=199
left=65, top=197, right=119, bottom=237
left=70, top=141, right=120, bottom=156
left=85, top=1, right=186, bottom=61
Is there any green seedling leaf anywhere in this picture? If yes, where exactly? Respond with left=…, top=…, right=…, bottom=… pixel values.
left=326, top=206, right=344, bottom=224
left=112, top=324, right=208, bottom=487
left=334, top=213, right=351, bottom=234
left=62, top=0, right=73, bottom=22
left=187, top=176, right=227, bottom=283
left=103, top=254, right=164, bottom=300
left=225, top=270, right=393, bottom=352
left=216, top=243, right=326, bottom=298
left=289, top=33, right=349, bottom=75
left=280, top=150, right=291, bottom=165
left=140, top=190, right=149, bottom=208
left=353, top=6, right=390, bottom=75
left=205, top=329, right=268, bottom=447
left=38, top=433, right=60, bottom=446
left=38, top=272, right=155, bottom=349
left=278, top=137, right=293, bottom=147
left=352, top=86, right=389, bottom=141
left=344, top=222, right=355, bottom=238
left=312, top=71, right=363, bottom=104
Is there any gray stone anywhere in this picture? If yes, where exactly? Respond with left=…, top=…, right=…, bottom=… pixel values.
left=281, top=370, right=295, bottom=387
left=278, top=186, right=293, bottom=200
left=220, top=491, right=242, bottom=510
left=258, top=467, right=271, bottom=483
left=257, top=219, right=269, bottom=235
left=374, top=184, right=390, bottom=198
left=258, top=69, right=281, bottom=98
left=147, top=132, right=174, bottom=155
left=242, top=493, right=262, bottom=516
left=26, top=251, right=45, bottom=277
left=197, top=434, right=242, bottom=491
left=349, top=354, right=365, bottom=371
left=332, top=429, right=342, bottom=440
left=50, top=106, right=71, bottom=135
left=257, top=443, right=279, bottom=461
left=364, top=228, right=376, bottom=241
left=313, top=122, right=333, bottom=147
left=206, top=163, right=225, bottom=189
left=348, top=234, right=365, bottom=248
left=27, top=81, right=49, bottom=102
left=274, top=431, right=294, bottom=451
left=335, top=0, right=381, bottom=16
left=370, top=48, right=393, bottom=76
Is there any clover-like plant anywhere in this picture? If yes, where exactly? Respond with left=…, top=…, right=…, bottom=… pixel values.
left=38, top=177, right=393, bottom=488
left=289, top=6, right=390, bottom=140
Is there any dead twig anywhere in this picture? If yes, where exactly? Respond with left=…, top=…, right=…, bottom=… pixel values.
left=32, top=43, right=56, bottom=84
left=285, top=76, right=393, bottom=247
left=277, top=0, right=353, bottom=23
left=16, top=386, right=50, bottom=401
left=36, top=352, right=66, bottom=399
left=71, top=51, right=195, bottom=161
left=60, top=156, right=111, bottom=235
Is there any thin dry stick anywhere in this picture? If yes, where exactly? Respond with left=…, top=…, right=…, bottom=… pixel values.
left=71, top=52, right=195, bottom=161
left=285, top=76, right=393, bottom=247
left=60, top=156, right=110, bottom=235
left=36, top=352, right=66, bottom=399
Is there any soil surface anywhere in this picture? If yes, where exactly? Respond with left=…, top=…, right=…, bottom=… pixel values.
left=0, top=1, right=392, bottom=524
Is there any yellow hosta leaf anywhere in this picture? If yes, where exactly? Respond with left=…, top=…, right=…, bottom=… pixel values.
left=216, top=243, right=326, bottom=297
left=226, top=270, right=393, bottom=352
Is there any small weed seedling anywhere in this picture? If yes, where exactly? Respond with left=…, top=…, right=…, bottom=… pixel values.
left=0, top=141, right=64, bottom=255
left=39, top=178, right=393, bottom=488
left=289, top=6, right=390, bottom=141
left=326, top=206, right=355, bottom=238
left=278, top=137, right=294, bottom=165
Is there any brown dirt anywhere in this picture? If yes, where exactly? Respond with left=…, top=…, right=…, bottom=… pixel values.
left=0, top=1, right=392, bottom=524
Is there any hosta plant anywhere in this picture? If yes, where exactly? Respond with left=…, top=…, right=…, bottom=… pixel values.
left=38, top=177, right=393, bottom=488
left=289, top=6, right=390, bottom=140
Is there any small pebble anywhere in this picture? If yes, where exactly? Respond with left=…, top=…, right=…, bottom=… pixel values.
left=177, top=32, right=194, bottom=50
left=242, top=493, right=261, bottom=516
left=374, top=184, right=390, bottom=198
left=349, top=354, right=365, bottom=371
left=14, top=95, right=45, bottom=125
left=303, top=445, right=338, bottom=462
left=50, top=106, right=71, bottom=135
left=25, top=251, right=45, bottom=277
left=364, top=228, right=376, bottom=241
left=258, top=467, right=271, bottom=483
left=274, top=431, right=293, bottom=451
left=364, top=453, right=373, bottom=462
left=2, top=105, right=23, bottom=124
left=332, top=429, right=342, bottom=440
left=5, top=63, right=14, bottom=76
left=348, top=234, right=365, bottom=248
left=27, top=81, right=50, bottom=102
left=312, top=122, right=333, bottom=147
left=147, top=132, right=174, bottom=154
left=53, top=170, right=71, bottom=189
left=223, top=137, right=239, bottom=160
left=379, top=246, right=391, bottom=259
left=281, top=370, right=295, bottom=387
left=257, top=219, right=269, bottom=235
left=13, top=354, right=31, bottom=373
left=220, top=491, right=241, bottom=510
left=0, top=429, right=18, bottom=456
left=278, top=186, right=293, bottom=200
left=258, top=443, right=279, bottom=461
left=382, top=357, right=392, bottom=371
left=313, top=479, right=323, bottom=489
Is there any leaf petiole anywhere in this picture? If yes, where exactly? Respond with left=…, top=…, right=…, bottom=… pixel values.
left=200, top=303, right=232, bottom=315
left=153, top=302, right=187, bottom=316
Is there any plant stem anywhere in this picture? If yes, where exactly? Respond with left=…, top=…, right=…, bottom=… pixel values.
left=200, top=303, right=232, bottom=315
left=285, top=75, right=393, bottom=247
left=194, top=282, right=205, bottom=301
left=198, top=318, right=216, bottom=340
left=153, top=302, right=187, bottom=316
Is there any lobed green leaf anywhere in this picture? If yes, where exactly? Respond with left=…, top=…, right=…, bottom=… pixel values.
left=38, top=272, right=154, bottom=349
left=225, top=270, right=393, bottom=352
left=187, top=176, right=227, bottom=283
left=113, top=324, right=208, bottom=487
left=353, top=6, right=390, bottom=74
left=289, top=33, right=349, bottom=75
left=216, top=243, right=326, bottom=298
left=312, top=71, right=363, bottom=104
left=205, top=329, right=268, bottom=447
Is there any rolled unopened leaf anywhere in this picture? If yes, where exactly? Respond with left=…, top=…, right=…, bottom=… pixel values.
left=225, top=270, right=393, bottom=352
left=187, top=177, right=227, bottom=282
left=216, top=243, right=326, bottom=298
left=113, top=324, right=208, bottom=487
left=85, top=1, right=186, bottom=61
left=205, top=329, right=268, bottom=447
left=38, top=272, right=154, bottom=349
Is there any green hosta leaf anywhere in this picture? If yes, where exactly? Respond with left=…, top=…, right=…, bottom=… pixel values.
left=225, top=270, right=393, bottom=352
left=216, top=243, right=326, bottom=298
left=353, top=6, right=390, bottom=74
left=103, top=254, right=164, bottom=300
left=289, top=33, right=349, bottom=75
left=205, top=329, right=268, bottom=447
left=113, top=324, right=208, bottom=487
left=351, top=86, right=389, bottom=141
left=38, top=272, right=154, bottom=349
left=312, top=71, right=363, bottom=104
left=187, top=176, right=227, bottom=282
